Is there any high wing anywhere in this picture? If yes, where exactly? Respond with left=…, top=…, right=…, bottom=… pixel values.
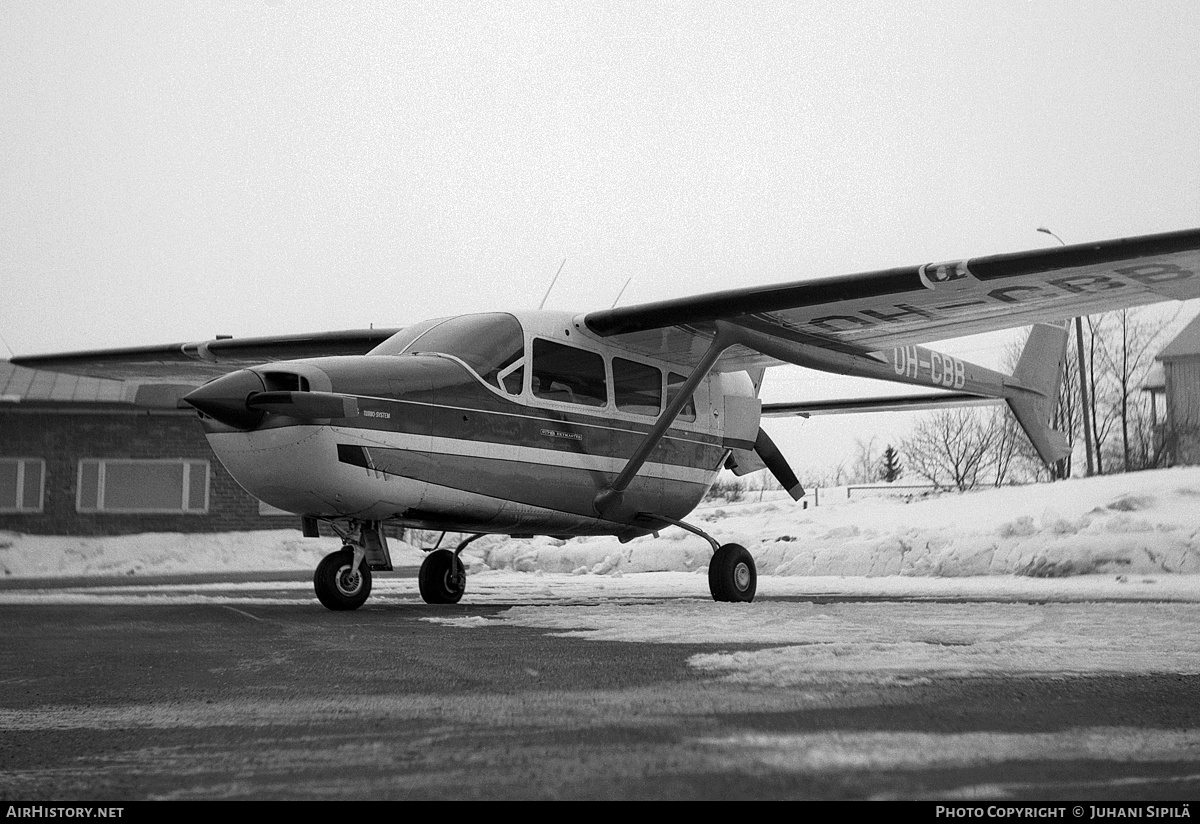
left=14, top=228, right=1200, bottom=383
left=11, top=329, right=401, bottom=383
left=582, top=227, right=1200, bottom=371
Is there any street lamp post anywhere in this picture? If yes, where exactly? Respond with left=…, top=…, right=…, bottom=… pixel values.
left=1038, top=227, right=1095, bottom=477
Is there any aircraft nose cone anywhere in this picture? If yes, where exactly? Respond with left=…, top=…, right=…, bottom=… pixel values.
left=182, top=369, right=266, bottom=430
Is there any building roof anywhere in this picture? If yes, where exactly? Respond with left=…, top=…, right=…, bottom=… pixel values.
left=0, top=361, right=131, bottom=403
left=1158, top=311, right=1200, bottom=360
left=0, top=361, right=189, bottom=408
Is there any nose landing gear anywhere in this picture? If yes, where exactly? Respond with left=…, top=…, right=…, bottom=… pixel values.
left=314, top=547, right=372, bottom=610
left=311, top=520, right=392, bottom=611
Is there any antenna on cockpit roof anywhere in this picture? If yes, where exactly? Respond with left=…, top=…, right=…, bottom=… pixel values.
left=537, top=259, right=567, bottom=310
left=611, top=278, right=632, bottom=309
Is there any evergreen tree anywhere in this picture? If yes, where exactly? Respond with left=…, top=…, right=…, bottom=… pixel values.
left=879, top=444, right=903, bottom=483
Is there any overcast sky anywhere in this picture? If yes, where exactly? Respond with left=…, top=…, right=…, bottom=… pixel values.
left=3, top=1, right=1199, bottom=473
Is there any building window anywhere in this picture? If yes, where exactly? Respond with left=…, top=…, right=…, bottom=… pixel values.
left=76, top=459, right=209, bottom=514
left=0, top=458, right=45, bottom=513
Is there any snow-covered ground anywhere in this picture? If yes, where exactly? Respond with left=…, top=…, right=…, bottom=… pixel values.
left=4, top=469, right=1200, bottom=788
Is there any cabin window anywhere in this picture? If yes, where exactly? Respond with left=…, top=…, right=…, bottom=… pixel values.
left=666, top=372, right=697, bottom=422
left=76, top=459, right=209, bottom=514
left=613, top=358, right=662, bottom=416
left=531, top=339, right=607, bottom=407
left=498, top=360, right=525, bottom=395
left=0, top=458, right=44, bottom=513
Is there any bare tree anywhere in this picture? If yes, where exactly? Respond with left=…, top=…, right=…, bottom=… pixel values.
left=848, top=436, right=880, bottom=484
left=1085, top=313, right=1117, bottom=474
left=901, top=408, right=1001, bottom=491
left=1088, top=307, right=1179, bottom=472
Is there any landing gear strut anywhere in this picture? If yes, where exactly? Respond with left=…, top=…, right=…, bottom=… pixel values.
left=314, top=547, right=372, bottom=610
left=640, top=514, right=757, bottom=603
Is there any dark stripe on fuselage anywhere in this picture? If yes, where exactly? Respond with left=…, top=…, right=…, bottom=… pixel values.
left=338, top=443, right=708, bottom=523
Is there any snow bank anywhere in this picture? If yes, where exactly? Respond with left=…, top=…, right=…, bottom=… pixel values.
left=474, top=467, right=1200, bottom=578
left=2, top=467, right=1198, bottom=579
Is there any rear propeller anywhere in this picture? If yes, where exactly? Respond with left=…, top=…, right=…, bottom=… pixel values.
left=755, top=427, right=804, bottom=501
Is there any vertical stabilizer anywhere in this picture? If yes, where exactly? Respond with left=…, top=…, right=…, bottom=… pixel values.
left=1006, top=323, right=1071, bottom=466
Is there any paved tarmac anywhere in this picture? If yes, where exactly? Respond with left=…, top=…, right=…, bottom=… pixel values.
left=1, top=573, right=1198, bottom=800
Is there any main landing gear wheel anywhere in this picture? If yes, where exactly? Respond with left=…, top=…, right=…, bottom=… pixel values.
left=314, top=547, right=372, bottom=611
left=708, top=543, right=756, bottom=603
left=419, top=549, right=466, bottom=604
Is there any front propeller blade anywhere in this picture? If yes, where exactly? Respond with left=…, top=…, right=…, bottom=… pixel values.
left=755, top=427, right=805, bottom=501
left=246, top=390, right=359, bottom=420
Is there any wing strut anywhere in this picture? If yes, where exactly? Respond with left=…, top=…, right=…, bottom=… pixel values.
left=593, top=323, right=739, bottom=520
left=596, top=315, right=937, bottom=519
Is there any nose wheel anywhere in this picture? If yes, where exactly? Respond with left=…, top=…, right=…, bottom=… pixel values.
left=314, top=547, right=373, bottom=610
left=708, top=543, right=756, bottom=602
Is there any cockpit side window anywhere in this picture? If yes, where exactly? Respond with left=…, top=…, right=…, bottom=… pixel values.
left=372, top=313, right=525, bottom=393
left=666, top=372, right=697, bottom=422
left=613, top=357, right=662, bottom=416
left=531, top=339, right=607, bottom=407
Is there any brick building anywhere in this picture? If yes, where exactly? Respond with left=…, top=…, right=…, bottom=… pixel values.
left=1, top=361, right=292, bottom=535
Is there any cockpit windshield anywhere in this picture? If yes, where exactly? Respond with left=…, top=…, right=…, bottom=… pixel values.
left=369, top=313, right=525, bottom=392
left=367, top=318, right=448, bottom=356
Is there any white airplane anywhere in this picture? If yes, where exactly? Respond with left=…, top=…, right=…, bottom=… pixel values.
left=16, top=227, right=1200, bottom=609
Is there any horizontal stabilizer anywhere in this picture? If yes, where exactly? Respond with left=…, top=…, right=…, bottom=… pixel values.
left=763, top=392, right=996, bottom=417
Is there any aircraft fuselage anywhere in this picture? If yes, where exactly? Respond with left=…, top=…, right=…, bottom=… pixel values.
left=188, top=311, right=749, bottom=539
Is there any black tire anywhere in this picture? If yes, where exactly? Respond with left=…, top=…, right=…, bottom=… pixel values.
left=708, top=543, right=756, bottom=603
left=419, top=550, right=466, bottom=604
left=313, top=548, right=372, bottom=611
